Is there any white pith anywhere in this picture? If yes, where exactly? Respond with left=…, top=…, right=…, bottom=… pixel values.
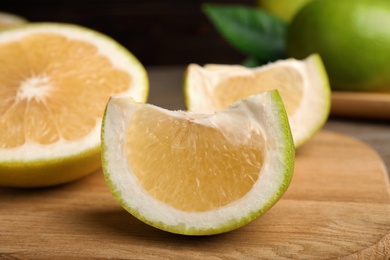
left=0, top=23, right=148, bottom=162
left=185, top=54, right=330, bottom=147
left=1, top=125, right=101, bottom=161
left=102, top=91, right=293, bottom=231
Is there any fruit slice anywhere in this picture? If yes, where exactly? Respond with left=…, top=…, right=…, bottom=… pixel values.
left=101, top=90, right=294, bottom=235
left=0, top=23, right=148, bottom=187
left=184, top=54, right=330, bottom=147
left=0, top=11, right=28, bottom=29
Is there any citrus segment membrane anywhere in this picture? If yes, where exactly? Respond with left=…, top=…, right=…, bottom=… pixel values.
left=0, top=23, right=148, bottom=187
left=101, top=90, right=295, bottom=235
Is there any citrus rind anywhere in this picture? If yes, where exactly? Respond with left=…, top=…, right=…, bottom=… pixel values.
left=0, top=146, right=101, bottom=187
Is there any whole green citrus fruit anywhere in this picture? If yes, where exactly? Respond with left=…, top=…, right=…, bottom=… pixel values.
left=257, top=0, right=313, bottom=22
left=287, top=0, right=390, bottom=92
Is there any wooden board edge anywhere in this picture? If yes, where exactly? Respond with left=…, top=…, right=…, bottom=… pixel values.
left=319, top=130, right=390, bottom=259
left=341, top=233, right=390, bottom=259
left=330, top=91, right=390, bottom=120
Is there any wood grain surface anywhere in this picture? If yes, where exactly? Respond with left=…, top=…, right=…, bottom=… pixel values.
left=1, top=130, right=390, bottom=259
left=331, top=91, right=390, bottom=120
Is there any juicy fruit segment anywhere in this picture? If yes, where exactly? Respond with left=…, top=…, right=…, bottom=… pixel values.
left=0, top=23, right=148, bottom=187
left=0, top=33, right=131, bottom=148
left=287, top=0, right=390, bottom=91
left=211, top=66, right=303, bottom=117
left=184, top=54, right=330, bottom=147
left=102, top=90, right=295, bottom=235
left=126, top=107, right=264, bottom=212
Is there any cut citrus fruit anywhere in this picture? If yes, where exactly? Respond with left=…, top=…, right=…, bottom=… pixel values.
left=0, top=23, right=148, bottom=187
left=101, top=90, right=294, bottom=235
left=184, top=54, right=330, bottom=148
left=0, top=11, right=28, bottom=29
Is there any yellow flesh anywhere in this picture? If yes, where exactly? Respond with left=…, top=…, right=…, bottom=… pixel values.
left=213, top=66, right=303, bottom=116
left=0, top=33, right=131, bottom=148
left=126, top=107, right=265, bottom=212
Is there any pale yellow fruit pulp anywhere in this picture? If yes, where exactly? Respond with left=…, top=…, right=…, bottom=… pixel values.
left=210, top=66, right=303, bottom=117
left=0, top=23, right=148, bottom=187
left=184, top=54, right=330, bottom=147
left=0, top=33, right=131, bottom=148
left=126, top=107, right=264, bottom=212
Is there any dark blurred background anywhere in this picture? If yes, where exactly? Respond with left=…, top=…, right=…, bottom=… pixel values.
left=0, top=0, right=255, bottom=66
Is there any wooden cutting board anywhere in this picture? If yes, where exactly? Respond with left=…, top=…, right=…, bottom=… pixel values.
left=1, top=130, right=390, bottom=259
left=331, top=91, right=390, bottom=120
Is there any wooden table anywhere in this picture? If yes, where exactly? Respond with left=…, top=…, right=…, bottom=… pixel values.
left=1, top=66, right=390, bottom=259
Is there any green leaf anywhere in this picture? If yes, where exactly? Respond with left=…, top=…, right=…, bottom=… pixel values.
left=203, top=4, right=287, bottom=62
